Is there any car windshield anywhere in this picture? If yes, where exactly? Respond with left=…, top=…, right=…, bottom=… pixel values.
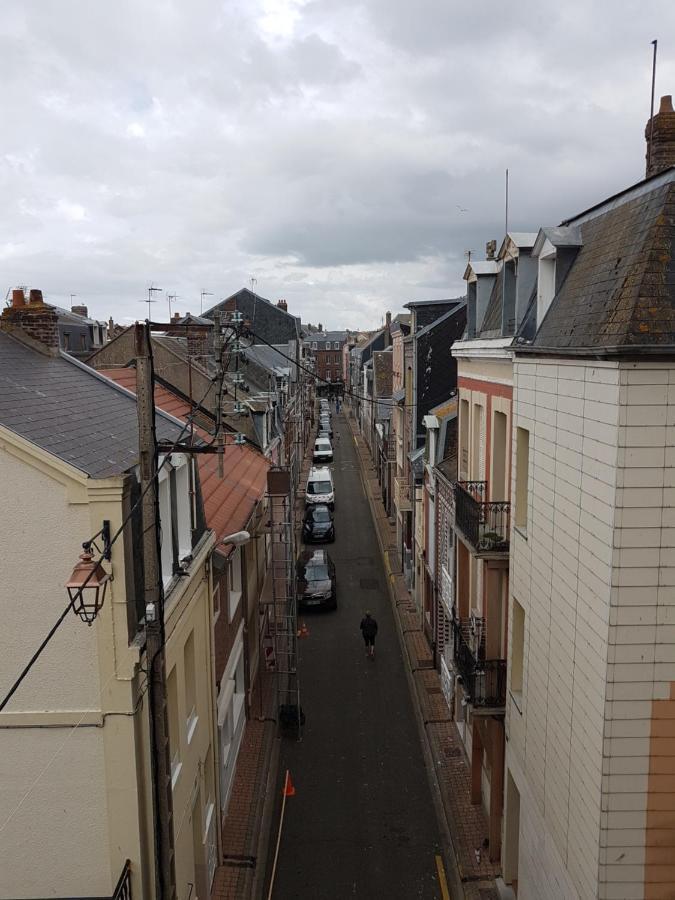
left=311, top=508, right=331, bottom=523
left=308, top=481, right=332, bottom=494
left=307, top=563, right=329, bottom=581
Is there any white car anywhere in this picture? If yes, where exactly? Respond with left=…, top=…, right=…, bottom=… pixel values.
left=305, top=466, right=335, bottom=509
left=313, top=437, right=333, bottom=463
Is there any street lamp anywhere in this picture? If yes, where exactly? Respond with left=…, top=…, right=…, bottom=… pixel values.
left=219, top=531, right=251, bottom=547
left=64, top=521, right=113, bottom=625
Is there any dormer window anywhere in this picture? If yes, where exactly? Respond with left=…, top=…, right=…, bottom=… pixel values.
left=537, top=242, right=557, bottom=327
left=333, top=341, right=339, bottom=350
left=325, top=342, right=331, bottom=350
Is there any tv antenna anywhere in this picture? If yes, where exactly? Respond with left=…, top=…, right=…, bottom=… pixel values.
left=167, top=294, right=179, bottom=320
left=143, top=284, right=162, bottom=320
left=200, top=290, right=213, bottom=315
left=464, top=249, right=473, bottom=263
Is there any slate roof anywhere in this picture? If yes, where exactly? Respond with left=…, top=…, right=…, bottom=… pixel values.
left=204, top=288, right=301, bottom=344
left=243, top=343, right=293, bottom=376
left=0, top=333, right=184, bottom=478
left=530, top=171, right=675, bottom=353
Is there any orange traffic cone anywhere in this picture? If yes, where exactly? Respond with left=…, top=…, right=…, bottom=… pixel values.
left=297, top=621, right=310, bottom=639
left=283, top=771, right=296, bottom=797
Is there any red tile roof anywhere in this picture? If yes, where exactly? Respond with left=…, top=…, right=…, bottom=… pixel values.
left=99, top=367, right=269, bottom=543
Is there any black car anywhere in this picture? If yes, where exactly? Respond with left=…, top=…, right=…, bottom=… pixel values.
left=297, top=548, right=337, bottom=610
left=302, top=504, right=335, bottom=543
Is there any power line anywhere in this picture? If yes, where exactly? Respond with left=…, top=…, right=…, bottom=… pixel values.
left=0, top=323, right=236, bottom=712
left=243, top=325, right=430, bottom=410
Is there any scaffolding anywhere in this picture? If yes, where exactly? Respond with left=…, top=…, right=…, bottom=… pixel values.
left=263, top=467, right=303, bottom=737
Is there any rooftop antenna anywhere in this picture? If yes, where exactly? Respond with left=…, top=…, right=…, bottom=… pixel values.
left=648, top=40, right=658, bottom=173
left=143, top=284, right=162, bottom=320
left=249, top=277, right=257, bottom=294
left=200, top=290, right=213, bottom=315
left=464, top=249, right=473, bottom=263
left=70, top=293, right=77, bottom=306
left=167, top=293, right=179, bottom=320
left=505, top=168, right=509, bottom=237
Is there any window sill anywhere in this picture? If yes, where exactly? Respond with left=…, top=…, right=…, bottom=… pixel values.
left=509, top=690, right=523, bottom=715
left=186, top=710, right=199, bottom=744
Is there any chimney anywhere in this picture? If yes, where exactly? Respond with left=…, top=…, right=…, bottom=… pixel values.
left=646, top=94, right=675, bottom=177
left=108, top=316, right=115, bottom=339
left=171, top=312, right=181, bottom=323
left=11, top=288, right=26, bottom=308
left=276, top=299, right=288, bottom=312
left=386, top=311, right=391, bottom=329
left=318, top=323, right=323, bottom=333
left=486, top=239, right=497, bottom=260
left=71, top=304, right=89, bottom=318
left=1, top=287, right=59, bottom=351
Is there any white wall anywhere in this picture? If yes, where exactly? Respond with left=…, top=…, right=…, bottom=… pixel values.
left=507, top=358, right=619, bottom=900
left=0, top=446, right=113, bottom=898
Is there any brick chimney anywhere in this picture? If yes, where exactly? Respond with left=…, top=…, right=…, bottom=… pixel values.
left=276, top=299, right=288, bottom=312
left=646, top=94, right=675, bottom=177
left=171, top=312, right=181, bottom=323
left=1, top=288, right=60, bottom=351
left=71, top=304, right=89, bottom=318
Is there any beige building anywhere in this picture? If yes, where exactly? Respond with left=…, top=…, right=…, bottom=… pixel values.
left=503, top=132, right=675, bottom=897
left=0, top=302, right=218, bottom=900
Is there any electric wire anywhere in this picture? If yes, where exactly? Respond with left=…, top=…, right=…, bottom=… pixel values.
left=0, top=322, right=236, bottom=713
left=242, top=325, right=434, bottom=409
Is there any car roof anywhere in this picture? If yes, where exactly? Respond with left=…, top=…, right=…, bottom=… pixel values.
left=305, top=503, right=331, bottom=515
left=298, top=547, right=331, bottom=565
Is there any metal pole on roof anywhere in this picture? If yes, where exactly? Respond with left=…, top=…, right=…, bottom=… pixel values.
left=648, top=40, right=658, bottom=174
left=504, top=168, right=509, bottom=238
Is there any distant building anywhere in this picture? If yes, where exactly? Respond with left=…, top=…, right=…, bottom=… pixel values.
left=306, top=330, right=349, bottom=389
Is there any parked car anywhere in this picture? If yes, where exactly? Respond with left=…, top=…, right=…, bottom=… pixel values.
left=319, top=418, right=333, bottom=438
left=305, top=466, right=334, bottom=509
left=297, top=548, right=337, bottom=609
left=313, top=437, right=333, bottom=463
left=302, top=504, right=335, bottom=543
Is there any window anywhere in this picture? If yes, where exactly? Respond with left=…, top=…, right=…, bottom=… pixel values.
left=184, top=631, right=198, bottom=741
left=333, top=341, right=339, bottom=350
left=158, top=456, right=193, bottom=587
left=63, top=332, right=71, bottom=350
left=491, top=411, right=507, bottom=502
left=312, top=342, right=317, bottom=350
left=167, top=667, right=181, bottom=786
left=514, top=427, right=529, bottom=531
left=325, top=369, right=331, bottom=382
left=325, top=342, right=330, bottom=350
left=80, top=333, right=87, bottom=350
left=459, top=398, right=469, bottom=478
left=510, top=599, right=525, bottom=711
left=537, top=253, right=556, bottom=328
left=228, top=547, right=243, bottom=622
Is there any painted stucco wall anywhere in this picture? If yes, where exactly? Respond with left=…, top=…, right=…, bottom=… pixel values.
left=0, top=440, right=121, bottom=897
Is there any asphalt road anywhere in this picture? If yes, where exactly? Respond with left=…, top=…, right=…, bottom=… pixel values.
left=268, top=410, right=445, bottom=899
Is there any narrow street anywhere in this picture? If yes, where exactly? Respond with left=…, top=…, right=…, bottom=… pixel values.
left=268, top=410, right=445, bottom=899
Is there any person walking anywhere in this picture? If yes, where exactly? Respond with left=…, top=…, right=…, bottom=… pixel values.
left=360, top=611, right=378, bottom=659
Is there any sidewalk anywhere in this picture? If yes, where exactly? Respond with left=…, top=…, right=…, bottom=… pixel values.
left=212, top=424, right=318, bottom=900
left=346, top=411, right=502, bottom=900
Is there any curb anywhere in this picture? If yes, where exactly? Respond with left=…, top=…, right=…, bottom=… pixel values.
left=347, top=417, right=466, bottom=900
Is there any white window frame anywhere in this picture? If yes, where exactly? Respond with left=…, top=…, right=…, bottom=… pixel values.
left=325, top=342, right=331, bottom=350
left=333, top=341, right=339, bottom=350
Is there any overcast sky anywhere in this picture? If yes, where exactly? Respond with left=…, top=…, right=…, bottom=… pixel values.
left=2, top=1, right=673, bottom=329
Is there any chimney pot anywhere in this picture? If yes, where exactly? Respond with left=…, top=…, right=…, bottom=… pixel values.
left=28, top=289, right=44, bottom=305
left=11, top=288, right=26, bottom=308
left=646, top=93, right=675, bottom=177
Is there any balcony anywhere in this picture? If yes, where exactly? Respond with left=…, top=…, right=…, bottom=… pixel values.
left=394, top=475, right=412, bottom=512
left=454, top=481, right=510, bottom=556
left=453, top=618, right=506, bottom=710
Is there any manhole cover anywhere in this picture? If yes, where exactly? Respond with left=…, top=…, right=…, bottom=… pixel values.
left=359, top=577, right=379, bottom=590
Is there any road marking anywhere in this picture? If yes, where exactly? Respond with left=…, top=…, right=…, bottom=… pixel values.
left=435, top=854, right=451, bottom=900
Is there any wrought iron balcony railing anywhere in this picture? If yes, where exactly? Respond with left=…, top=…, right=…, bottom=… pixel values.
left=453, top=618, right=506, bottom=709
left=394, top=475, right=412, bottom=511
left=454, top=480, right=510, bottom=554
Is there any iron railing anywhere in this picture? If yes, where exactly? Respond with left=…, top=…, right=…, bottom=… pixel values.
left=112, top=861, right=132, bottom=900
left=454, top=481, right=510, bottom=553
left=394, top=475, right=412, bottom=511
left=453, top=619, right=506, bottom=708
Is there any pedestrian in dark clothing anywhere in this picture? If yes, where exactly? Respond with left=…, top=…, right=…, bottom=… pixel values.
left=360, top=611, right=378, bottom=658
